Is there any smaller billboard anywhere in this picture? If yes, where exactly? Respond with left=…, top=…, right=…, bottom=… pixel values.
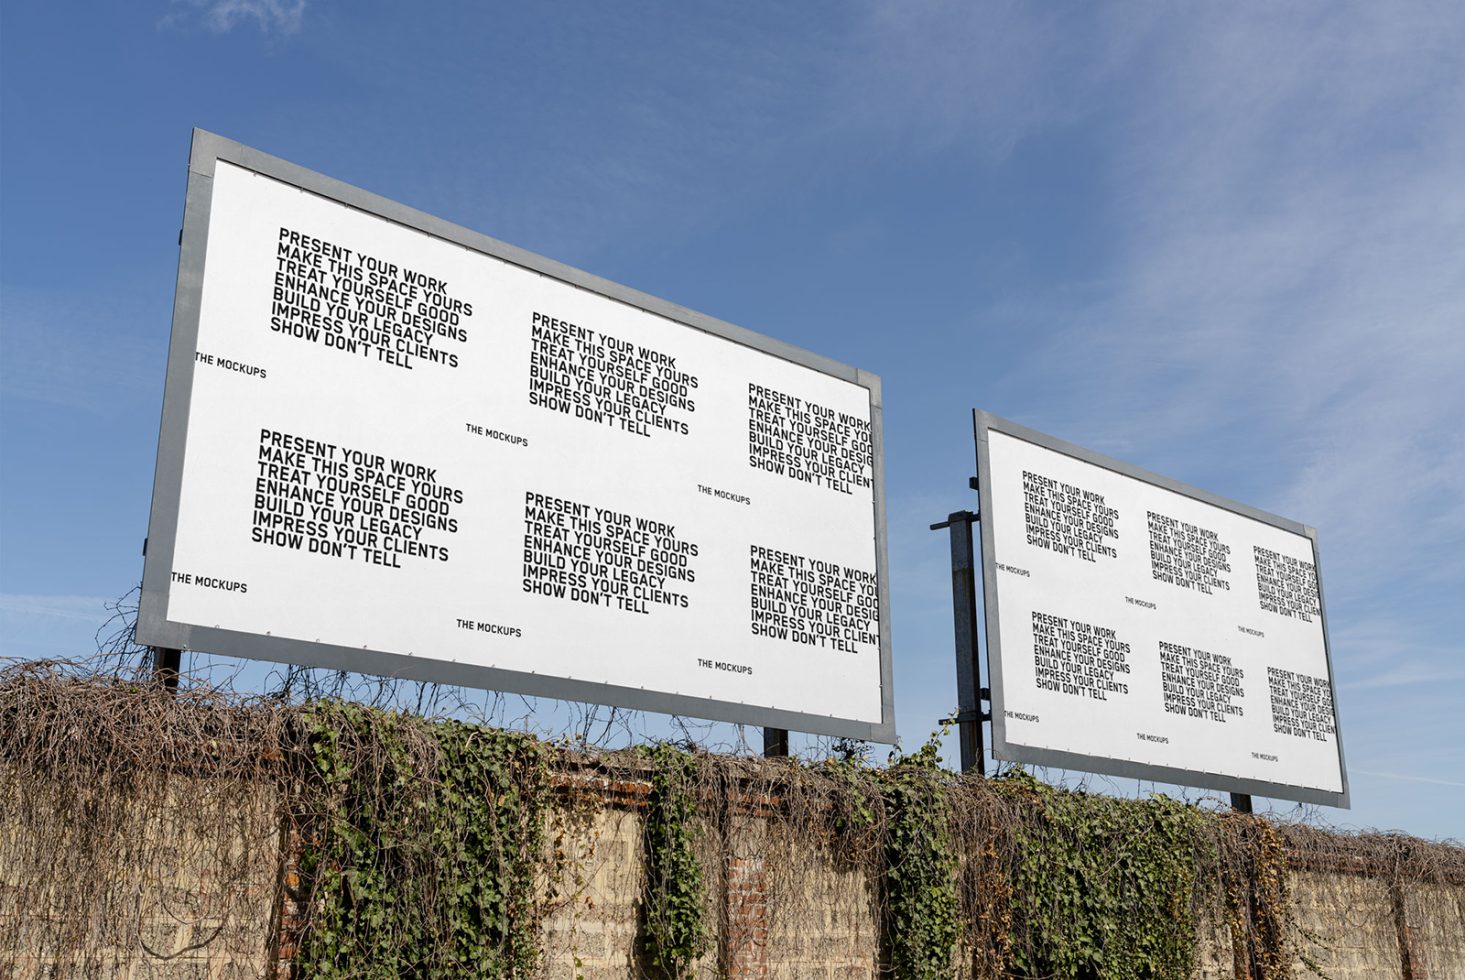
left=974, top=411, right=1348, bottom=807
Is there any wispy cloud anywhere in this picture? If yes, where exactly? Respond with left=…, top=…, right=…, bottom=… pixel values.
left=0, top=594, right=113, bottom=622
left=965, top=4, right=1465, bottom=605
left=0, top=595, right=116, bottom=659
left=1330, top=612, right=1465, bottom=689
left=827, top=2, right=1142, bottom=163
left=822, top=3, right=1465, bottom=803
left=163, top=0, right=306, bottom=36
left=1352, top=769, right=1465, bottom=790
left=825, top=2, right=1465, bottom=603
left=0, top=286, right=164, bottom=411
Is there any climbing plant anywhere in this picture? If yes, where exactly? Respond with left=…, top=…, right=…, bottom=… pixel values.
left=993, top=769, right=1214, bottom=980
left=880, top=732, right=961, bottom=980
left=638, top=742, right=712, bottom=979
left=1218, top=811, right=1298, bottom=980
left=8, top=663, right=1461, bottom=979
left=292, top=702, right=552, bottom=978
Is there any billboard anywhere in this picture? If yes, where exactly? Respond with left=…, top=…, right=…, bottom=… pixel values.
left=974, top=411, right=1348, bottom=806
left=138, top=130, right=894, bottom=742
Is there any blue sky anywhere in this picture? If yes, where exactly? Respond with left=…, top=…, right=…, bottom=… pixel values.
left=2, top=1, right=1462, bottom=839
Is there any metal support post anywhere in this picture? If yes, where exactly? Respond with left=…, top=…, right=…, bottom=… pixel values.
left=930, top=508, right=988, bottom=776
left=151, top=647, right=182, bottom=692
left=1233, top=790, right=1261, bottom=978
left=762, top=727, right=789, bottom=758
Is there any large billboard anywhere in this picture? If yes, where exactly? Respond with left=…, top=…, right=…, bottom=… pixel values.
left=975, top=411, right=1348, bottom=806
left=138, top=131, right=894, bottom=742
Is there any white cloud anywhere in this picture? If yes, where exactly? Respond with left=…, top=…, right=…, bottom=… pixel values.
left=164, top=0, right=306, bottom=35
left=827, top=6, right=1465, bottom=602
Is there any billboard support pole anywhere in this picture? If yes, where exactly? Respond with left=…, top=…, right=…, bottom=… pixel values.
left=763, top=728, right=789, bottom=757
left=1230, top=793, right=1253, bottom=813
left=931, top=508, right=989, bottom=776
left=150, top=647, right=181, bottom=692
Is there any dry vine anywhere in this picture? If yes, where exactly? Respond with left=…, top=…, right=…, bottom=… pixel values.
left=0, top=658, right=291, bottom=976
left=4, top=658, right=1463, bottom=979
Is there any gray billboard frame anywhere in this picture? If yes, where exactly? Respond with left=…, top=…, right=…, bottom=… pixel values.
left=973, top=410, right=1349, bottom=807
left=138, top=129, right=896, bottom=743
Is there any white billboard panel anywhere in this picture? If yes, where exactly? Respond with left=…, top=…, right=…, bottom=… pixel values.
left=138, top=131, right=893, bottom=741
left=975, top=412, right=1347, bottom=806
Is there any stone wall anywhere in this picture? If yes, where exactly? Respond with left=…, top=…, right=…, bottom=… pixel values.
left=1402, top=882, right=1465, bottom=979
left=0, top=775, right=281, bottom=980
left=4, top=774, right=1460, bottom=979
left=539, top=806, right=646, bottom=979
left=1291, top=871, right=1402, bottom=978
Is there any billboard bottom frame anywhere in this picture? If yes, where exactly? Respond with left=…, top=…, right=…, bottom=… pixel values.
left=138, top=603, right=896, bottom=743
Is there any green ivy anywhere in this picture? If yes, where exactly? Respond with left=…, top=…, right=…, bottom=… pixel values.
left=286, top=703, right=1272, bottom=980
left=639, top=743, right=711, bottom=979
left=995, top=770, right=1213, bottom=980
left=294, top=703, right=550, bottom=978
left=881, top=733, right=960, bottom=980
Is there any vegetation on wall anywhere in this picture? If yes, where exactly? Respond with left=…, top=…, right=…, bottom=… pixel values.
left=4, top=660, right=1464, bottom=979
left=637, top=743, right=712, bottom=979
left=993, top=770, right=1213, bottom=979
left=879, top=735, right=960, bottom=979
left=292, top=703, right=552, bottom=978
left=1217, top=813, right=1298, bottom=980
left=0, top=664, right=289, bottom=976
